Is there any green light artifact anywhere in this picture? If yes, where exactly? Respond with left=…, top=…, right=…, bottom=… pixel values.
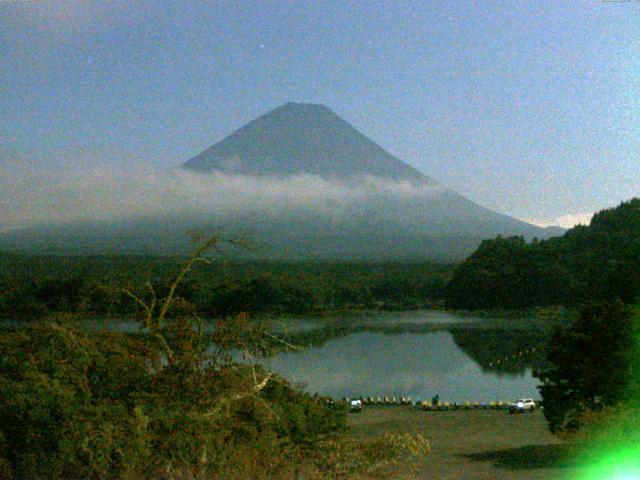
left=570, top=305, right=640, bottom=480
left=577, top=446, right=640, bottom=480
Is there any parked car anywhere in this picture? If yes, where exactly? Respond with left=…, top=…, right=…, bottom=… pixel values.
left=350, top=399, right=362, bottom=413
left=509, top=398, right=536, bottom=413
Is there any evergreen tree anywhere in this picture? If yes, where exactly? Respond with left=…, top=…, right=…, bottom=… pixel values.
left=446, top=198, right=640, bottom=309
left=535, top=302, right=639, bottom=433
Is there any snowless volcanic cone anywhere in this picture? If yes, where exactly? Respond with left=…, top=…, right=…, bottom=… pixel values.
left=0, top=103, right=552, bottom=260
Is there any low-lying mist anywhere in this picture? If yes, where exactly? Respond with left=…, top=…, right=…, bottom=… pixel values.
left=0, top=159, right=446, bottom=233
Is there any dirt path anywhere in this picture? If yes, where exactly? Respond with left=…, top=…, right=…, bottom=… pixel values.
left=348, top=407, right=584, bottom=479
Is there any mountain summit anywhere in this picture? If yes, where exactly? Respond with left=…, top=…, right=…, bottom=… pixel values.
left=184, top=102, right=427, bottom=182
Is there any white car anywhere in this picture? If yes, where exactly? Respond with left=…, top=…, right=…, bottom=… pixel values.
left=509, top=398, right=536, bottom=413
left=350, top=399, right=363, bottom=413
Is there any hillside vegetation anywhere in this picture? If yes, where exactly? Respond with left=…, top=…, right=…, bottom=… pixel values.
left=0, top=257, right=452, bottom=321
left=445, top=198, right=640, bottom=309
left=0, top=239, right=431, bottom=479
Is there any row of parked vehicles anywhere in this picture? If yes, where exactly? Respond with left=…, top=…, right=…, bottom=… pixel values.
left=348, top=398, right=538, bottom=413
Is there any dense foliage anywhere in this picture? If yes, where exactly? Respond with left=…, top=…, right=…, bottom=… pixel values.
left=0, top=240, right=431, bottom=479
left=444, top=198, right=640, bottom=439
left=445, top=198, right=640, bottom=309
left=0, top=317, right=360, bottom=478
left=535, top=302, right=640, bottom=434
left=0, top=257, right=452, bottom=321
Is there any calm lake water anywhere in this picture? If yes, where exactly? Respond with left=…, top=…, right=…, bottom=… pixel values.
left=18, top=309, right=546, bottom=403
left=263, top=310, right=544, bottom=402
left=267, top=330, right=539, bottom=403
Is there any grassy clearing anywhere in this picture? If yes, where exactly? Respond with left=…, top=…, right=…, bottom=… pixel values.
left=348, top=406, right=586, bottom=479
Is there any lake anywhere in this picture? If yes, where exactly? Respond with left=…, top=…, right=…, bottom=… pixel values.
left=262, top=310, right=548, bottom=403
left=17, top=309, right=549, bottom=403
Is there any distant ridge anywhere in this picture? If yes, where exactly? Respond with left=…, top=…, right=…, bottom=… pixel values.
left=543, top=226, right=566, bottom=237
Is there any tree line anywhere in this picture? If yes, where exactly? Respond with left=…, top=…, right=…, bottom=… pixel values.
left=445, top=198, right=640, bottom=309
left=0, top=257, right=452, bottom=321
left=444, top=198, right=640, bottom=446
left=0, top=238, right=430, bottom=479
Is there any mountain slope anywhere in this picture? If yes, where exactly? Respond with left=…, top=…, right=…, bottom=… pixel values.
left=0, top=103, right=559, bottom=260
left=184, top=102, right=428, bottom=182
left=182, top=101, right=551, bottom=239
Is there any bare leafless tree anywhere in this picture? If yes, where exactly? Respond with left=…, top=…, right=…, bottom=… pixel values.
left=123, top=232, right=284, bottom=418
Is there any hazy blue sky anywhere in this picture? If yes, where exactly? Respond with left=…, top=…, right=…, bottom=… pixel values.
left=1, top=0, right=638, bottom=227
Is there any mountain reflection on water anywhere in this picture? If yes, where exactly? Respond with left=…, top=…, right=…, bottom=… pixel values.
left=264, top=310, right=549, bottom=402
left=55, top=309, right=550, bottom=402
